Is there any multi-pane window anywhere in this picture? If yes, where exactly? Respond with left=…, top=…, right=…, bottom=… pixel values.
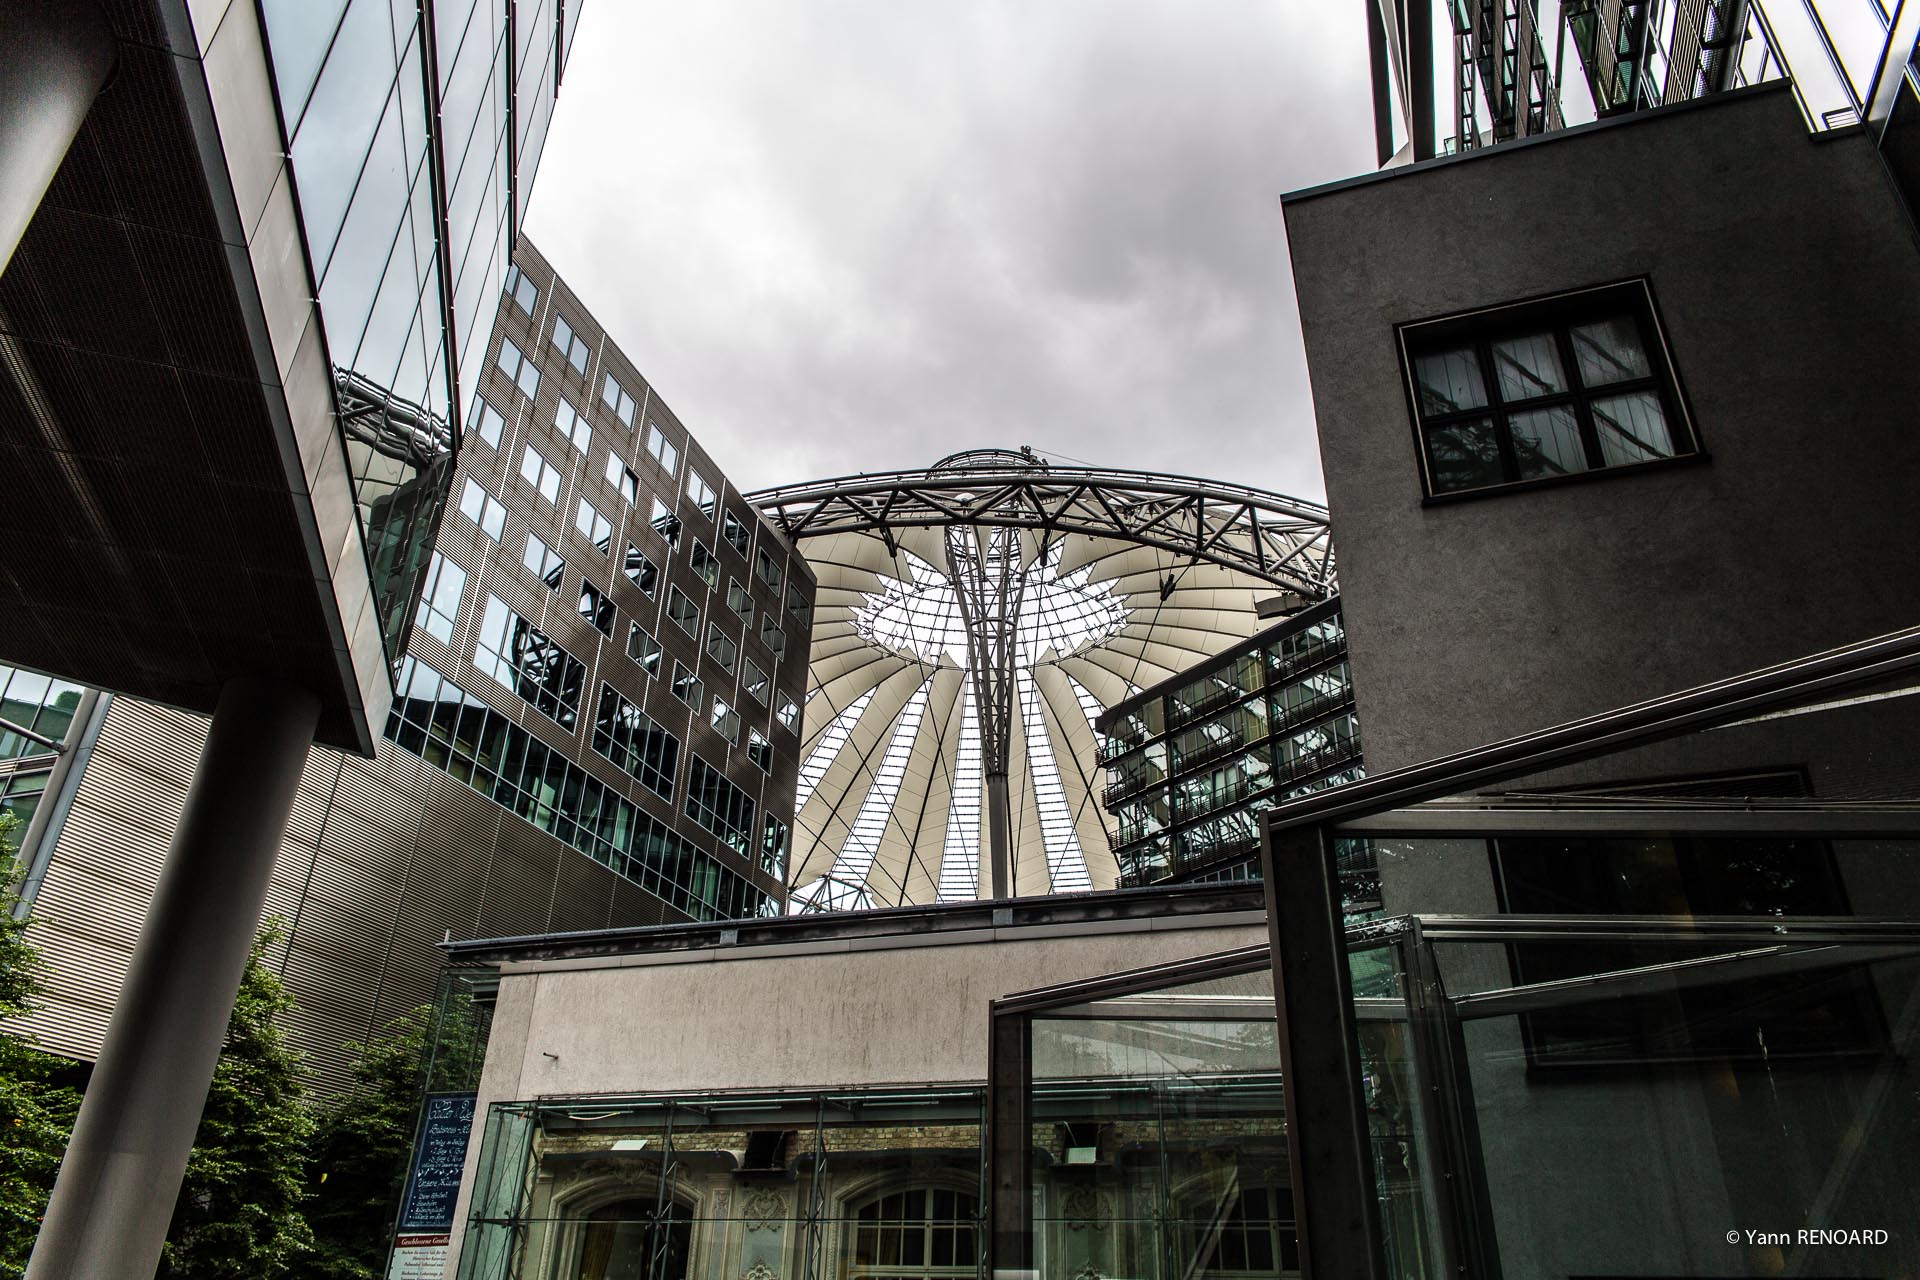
left=689, top=541, right=719, bottom=593
left=627, top=623, right=663, bottom=678
left=722, top=510, right=752, bottom=558
left=754, top=547, right=781, bottom=591
left=593, top=684, right=679, bottom=800
left=551, top=313, right=591, bottom=376
left=604, top=451, right=639, bottom=505
left=651, top=497, right=681, bottom=548
left=1402, top=281, right=1694, bottom=497
left=688, top=471, right=717, bottom=520
left=710, top=697, right=740, bottom=745
left=761, top=814, right=789, bottom=876
left=459, top=479, right=506, bottom=542
left=602, top=372, right=637, bottom=426
left=1177, top=1185, right=1298, bottom=1277
left=495, top=335, right=540, bottom=400
left=414, top=552, right=465, bottom=644
left=706, top=623, right=738, bottom=674
left=760, top=615, right=787, bottom=661
left=646, top=421, right=678, bottom=474
left=518, top=444, right=562, bottom=506
left=671, top=660, right=704, bottom=712
left=473, top=595, right=586, bottom=729
left=776, top=694, right=800, bottom=734
left=574, top=497, right=613, bottom=555
left=467, top=395, right=504, bottom=450
left=727, top=578, right=753, bottom=623
left=685, top=755, right=755, bottom=855
left=579, top=580, right=614, bottom=636
left=0, top=668, right=84, bottom=762
left=747, top=729, right=773, bottom=774
left=786, top=581, right=812, bottom=627
left=667, top=586, right=699, bottom=635
left=622, top=543, right=658, bottom=597
left=555, top=398, right=592, bottom=455
left=522, top=531, right=565, bottom=590
left=505, top=263, right=538, bottom=313
left=742, top=658, right=769, bottom=706
left=848, top=1189, right=978, bottom=1280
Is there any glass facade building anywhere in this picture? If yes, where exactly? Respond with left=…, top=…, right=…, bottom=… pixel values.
left=262, top=0, right=579, bottom=662
left=1098, top=601, right=1361, bottom=887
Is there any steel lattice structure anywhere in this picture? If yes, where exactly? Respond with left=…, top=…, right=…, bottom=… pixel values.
left=748, top=450, right=1335, bottom=911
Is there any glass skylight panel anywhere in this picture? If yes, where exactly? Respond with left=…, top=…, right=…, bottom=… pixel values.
left=938, top=686, right=982, bottom=901
left=794, top=689, right=875, bottom=811
left=1018, top=669, right=1094, bottom=892
left=805, top=679, right=933, bottom=905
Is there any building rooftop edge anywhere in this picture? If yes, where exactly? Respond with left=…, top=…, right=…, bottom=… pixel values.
left=440, top=881, right=1265, bottom=964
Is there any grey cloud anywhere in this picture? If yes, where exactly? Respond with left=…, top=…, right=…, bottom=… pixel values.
left=526, top=1, right=1378, bottom=500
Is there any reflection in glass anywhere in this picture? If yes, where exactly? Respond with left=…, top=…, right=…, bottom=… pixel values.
left=1506, top=404, right=1588, bottom=479
left=1489, top=331, right=1565, bottom=402
left=1570, top=315, right=1653, bottom=386
left=1423, top=419, right=1503, bottom=492
left=1413, top=347, right=1487, bottom=415
left=1590, top=391, right=1675, bottom=465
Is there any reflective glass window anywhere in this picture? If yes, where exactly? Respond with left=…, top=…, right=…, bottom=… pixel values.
left=496, top=336, right=540, bottom=400
left=711, top=697, right=740, bottom=745
left=685, top=755, right=755, bottom=855
left=667, top=586, right=699, bottom=636
left=651, top=497, right=681, bottom=548
left=671, top=660, right=704, bottom=712
left=786, top=581, right=812, bottom=628
left=690, top=541, right=719, bottom=592
left=754, top=547, right=781, bottom=591
left=742, top=659, right=769, bottom=706
left=473, top=595, right=586, bottom=729
left=521, top=532, right=566, bottom=590
left=574, top=497, right=613, bottom=555
left=622, top=543, right=658, bottom=597
left=627, top=623, right=663, bottom=678
left=0, top=667, right=85, bottom=760
left=647, top=421, right=678, bottom=473
left=760, top=616, right=787, bottom=661
left=551, top=313, right=591, bottom=376
left=748, top=729, right=773, bottom=774
left=579, top=580, right=614, bottom=636
left=760, top=814, right=789, bottom=877
left=727, top=577, right=753, bottom=623
left=706, top=623, right=738, bottom=674
left=605, top=452, right=639, bottom=505
left=776, top=693, right=800, bottom=734
left=1402, top=282, right=1693, bottom=497
left=505, top=264, right=538, bottom=313
left=689, top=471, right=717, bottom=520
left=467, top=395, right=505, bottom=450
left=518, top=443, right=562, bottom=506
left=602, top=373, right=637, bottom=426
left=723, top=510, right=751, bottom=558
left=413, top=552, right=465, bottom=641
left=555, top=397, right=592, bottom=455
left=459, top=478, right=507, bottom=542
left=592, top=683, right=678, bottom=800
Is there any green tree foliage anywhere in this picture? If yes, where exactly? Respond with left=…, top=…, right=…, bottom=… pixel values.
left=159, top=926, right=315, bottom=1280
left=298, top=994, right=483, bottom=1280
left=0, top=813, right=83, bottom=1280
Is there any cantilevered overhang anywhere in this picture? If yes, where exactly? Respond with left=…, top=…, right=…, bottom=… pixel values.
left=0, top=0, right=393, bottom=753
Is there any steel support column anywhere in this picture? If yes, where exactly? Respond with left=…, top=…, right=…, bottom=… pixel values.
left=0, top=0, right=114, bottom=278
left=28, top=676, right=320, bottom=1280
left=1260, top=822, right=1385, bottom=1279
left=947, top=524, right=1028, bottom=899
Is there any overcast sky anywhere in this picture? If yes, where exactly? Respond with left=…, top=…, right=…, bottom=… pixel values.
left=525, top=2, right=1377, bottom=501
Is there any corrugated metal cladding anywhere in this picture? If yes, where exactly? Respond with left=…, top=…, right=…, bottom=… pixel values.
left=8, top=238, right=815, bottom=1094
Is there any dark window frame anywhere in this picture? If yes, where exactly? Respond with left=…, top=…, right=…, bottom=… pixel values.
left=1397, top=278, right=1702, bottom=502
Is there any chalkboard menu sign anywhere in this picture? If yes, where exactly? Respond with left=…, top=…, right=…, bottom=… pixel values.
left=398, top=1092, right=477, bottom=1233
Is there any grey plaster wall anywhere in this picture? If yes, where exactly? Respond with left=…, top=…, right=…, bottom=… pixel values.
left=1285, top=86, right=1920, bottom=773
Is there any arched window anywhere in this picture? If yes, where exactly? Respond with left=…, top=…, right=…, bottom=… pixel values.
left=1178, top=1182, right=1299, bottom=1278
left=846, top=1186, right=980, bottom=1280
left=569, top=1197, right=693, bottom=1280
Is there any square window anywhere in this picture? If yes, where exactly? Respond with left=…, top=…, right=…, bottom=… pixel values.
left=414, top=552, right=465, bottom=644
left=555, top=398, right=592, bottom=455
left=467, top=395, right=505, bottom=450
left=521, top=532, right=565, bottom=590
left=671, top=660, right=704, bottom=712
left=706, top=622, right=738, bottom=674
left=459, top=479, right=506, bottom=542
left=785, top=581, right=812, bottom=628
left=748, top=729, right=773, bottom=775
left=551, top=313, right=591, bottom=376
left=604, top=451, right=639, bottom=505
left=1400, top=281, right=1694, bottom=498
left=711, top=697, right=740, bottom=745
left=622, top=543, right=658, bottom=597
left=495, top=336, right=540, bottom=401
left=689, top=471, right=717, bottom=520
left=518, top=444, right=562, bottom=506
left=579, top=580, right=614, bottom=636
left=627, top=623, right=662, bottom=677
left=602, top=373, right=638, bottom=426
left=574, top=497, right=613, bottom=555
left=667, top=586, right=699, bottom=636
left=647, top=421, right=679, bottom=474
left=776, top=693, right=800, bottom=734
left=759, top=615, right=787, bottom=661
left=754, top=547, right=781, bottom=591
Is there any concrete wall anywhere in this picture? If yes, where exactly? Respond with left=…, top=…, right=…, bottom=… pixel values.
left=1286, top=85, right=1920, bottom=773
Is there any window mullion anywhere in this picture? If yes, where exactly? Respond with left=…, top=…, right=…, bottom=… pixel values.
left=1479, top=339, right=1522, bottom=482
left=1555, top=324, right=1607, bottom=470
